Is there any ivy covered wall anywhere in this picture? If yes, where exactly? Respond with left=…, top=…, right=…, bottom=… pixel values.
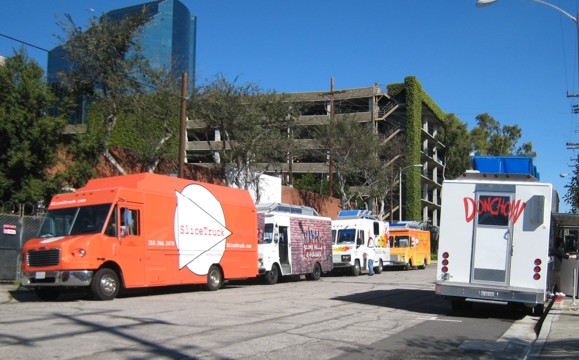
left=387, top=76, right=446, bottom=222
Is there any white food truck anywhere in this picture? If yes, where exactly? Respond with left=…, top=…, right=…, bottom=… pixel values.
left=331, top=210, right=390, bottom=276
left=435, top=157, right=556, bottom=315
left=257, top=203, right=333, bottom=284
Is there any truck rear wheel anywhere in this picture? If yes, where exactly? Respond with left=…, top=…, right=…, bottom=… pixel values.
left=91, top=268, right=120, bottom=300
left=528, top=303, right=544, bottom=316
left=351, top=260, right=361, bottom=276
left=418, top=258, right=427, bottom=269
left=205, top=265, right=222, bottom=291
left=306, top=263, right=321, bottom=281
left=264, top=264, right=280, bottom=285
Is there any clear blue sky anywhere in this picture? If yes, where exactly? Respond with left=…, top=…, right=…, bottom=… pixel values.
left=2, top=0, right=579, bottom=212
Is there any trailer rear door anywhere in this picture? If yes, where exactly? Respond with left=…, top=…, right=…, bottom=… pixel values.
left=471, top=192, right=515, bottom=286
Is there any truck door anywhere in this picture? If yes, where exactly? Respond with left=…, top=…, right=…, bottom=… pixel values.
left=116, top=205, right=145, bottom=286
left=279, top=226, right=290, bottom=270
left=471, top=192, right=514, bottom=286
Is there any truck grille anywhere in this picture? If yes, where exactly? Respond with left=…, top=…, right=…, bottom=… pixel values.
left=27, top=249, right=60, bottom=267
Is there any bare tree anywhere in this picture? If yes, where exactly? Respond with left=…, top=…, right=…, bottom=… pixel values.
left=190, top=76, right=298, bottom=199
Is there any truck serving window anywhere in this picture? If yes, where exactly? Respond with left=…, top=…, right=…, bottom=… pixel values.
left=477, top=195, right=509, bottom=226
left=39, top=203, right=112, bottom=237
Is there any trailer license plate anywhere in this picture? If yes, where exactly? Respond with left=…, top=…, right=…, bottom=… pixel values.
left=480, top=290, right=495, bottom=297
left=36, top=272, right=46, bottom=280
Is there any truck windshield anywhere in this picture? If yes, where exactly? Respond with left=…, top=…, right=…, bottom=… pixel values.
left=262, top=223, right=275, bottom=244
left=38, top=203, right=113, bottom=237
left=336, top=229, right=356, bottom=244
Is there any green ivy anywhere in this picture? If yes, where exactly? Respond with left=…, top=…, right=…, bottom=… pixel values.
left=388, top=76, right=446, bottom=221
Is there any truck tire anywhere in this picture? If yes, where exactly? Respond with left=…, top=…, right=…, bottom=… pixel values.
left=418, top=258, right=427, bottom=269
left=351, top=260, right=361, bottom=276
left=306, top=263, right=322, bottom=281
left=264, top=264, right=279, bottom=285
left=205, top=265, right=223, bottom=291
left=375, top=259, right=383, bottom=274
left=91, top=268, right=120, bottom=300
left=530, top=303, right=544, bottom=316
left=35, top=287, right=60, bottom=301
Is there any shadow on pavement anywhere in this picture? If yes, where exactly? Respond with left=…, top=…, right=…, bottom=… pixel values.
left=332, top=288, right=527, bottom=320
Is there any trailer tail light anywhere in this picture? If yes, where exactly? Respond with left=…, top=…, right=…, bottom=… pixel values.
left=441, top=252, right=449, bottom=273
left=533, top=258, right=541, bottom=280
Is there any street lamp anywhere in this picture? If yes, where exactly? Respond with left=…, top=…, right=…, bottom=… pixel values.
left=476, top=0, right=579, bottom=97
left=399, top=164, right=423, bottom=222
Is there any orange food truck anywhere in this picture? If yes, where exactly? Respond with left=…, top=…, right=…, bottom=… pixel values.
left=387, top=222, right=431, bottom=270
left=21, top=173, right=258, bottom=300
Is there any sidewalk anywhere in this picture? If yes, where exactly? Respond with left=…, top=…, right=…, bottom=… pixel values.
left=529, top=294, right=579, bottom=359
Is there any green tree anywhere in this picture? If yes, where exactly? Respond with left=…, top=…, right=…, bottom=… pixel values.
left=57, top=11, right=150, bottom=174
left=564, top=163, right=579, bottom=213
left=293, top=173, right=340, bottom=196
left=439, top=113, right=472, bottom=179
left=470, top=113, right=535, bottom=157
left=0, top=49, right=67, bottom=204
left=110, top=70, right=183, bottom=173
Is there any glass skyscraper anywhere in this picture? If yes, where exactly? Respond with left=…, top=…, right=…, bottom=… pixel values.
left=47, top=0, right=196, bottom=123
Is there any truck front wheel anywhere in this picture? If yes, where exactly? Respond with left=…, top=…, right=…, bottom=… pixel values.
left=351, top=260, right=361, bottom=276
left=264, top=264, right=279, bottom=285
left=91, top=268, right=120, bottom=300
left=375, top=259, right=383, bottom=274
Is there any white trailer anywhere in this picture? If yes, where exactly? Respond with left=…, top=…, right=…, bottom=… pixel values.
left=331, top=210, right=390, bottom=276
left=257, top=203, right=333, bottom=284
left=435, top=171, right=555, bottom=314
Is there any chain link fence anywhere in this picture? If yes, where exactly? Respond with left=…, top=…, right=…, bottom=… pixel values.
left=0, top=201, right=45, bottom=283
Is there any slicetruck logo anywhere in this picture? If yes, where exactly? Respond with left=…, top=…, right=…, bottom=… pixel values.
left=174, top=184, right=231, bottom=275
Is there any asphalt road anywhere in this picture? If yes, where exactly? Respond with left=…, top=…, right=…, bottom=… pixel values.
left=0, top=266, right=533, bottom=359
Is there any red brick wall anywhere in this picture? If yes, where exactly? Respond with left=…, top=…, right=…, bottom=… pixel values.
left=282, top=186, right=341, bottom=219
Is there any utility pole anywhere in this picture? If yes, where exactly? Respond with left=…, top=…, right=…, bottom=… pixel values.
left=179, top=72, right=188, bottom=178
left=389, top=165, right=394, bottom=223
left=319, top=77, right=346, bottom=198
left=329, top=77, right=334, bottom=198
